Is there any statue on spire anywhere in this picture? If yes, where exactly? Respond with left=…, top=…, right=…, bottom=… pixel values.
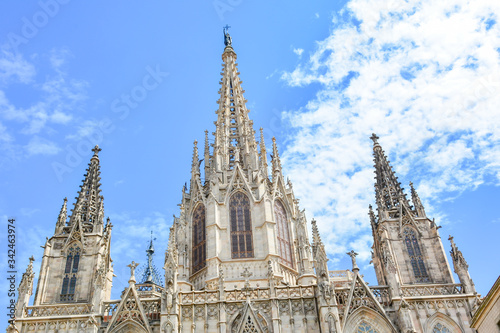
left=223, top=25, right=232, bottom=47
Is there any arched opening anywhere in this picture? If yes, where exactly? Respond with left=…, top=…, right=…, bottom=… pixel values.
left=192, top=203, right=206, bottom=274
left=274, top=200, right=294, bottom=268
left=230, top=192, right=253, bottom=258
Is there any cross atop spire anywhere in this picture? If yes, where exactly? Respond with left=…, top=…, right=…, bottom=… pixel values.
left=91, top=145, right=101, bottom=161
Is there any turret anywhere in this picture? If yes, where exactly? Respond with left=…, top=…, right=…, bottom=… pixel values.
left=449, top=236, right=476, bottom=294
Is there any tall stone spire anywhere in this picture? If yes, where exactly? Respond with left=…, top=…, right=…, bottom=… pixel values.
left=371, top=134, right=407, bottom=216
left=213, top=27, right=258, bottom=172
left=68, top=145, right=105, bottom=234
left=54, top=197, right=67, bottom=235
left=410, top=181, right=426, bottom=217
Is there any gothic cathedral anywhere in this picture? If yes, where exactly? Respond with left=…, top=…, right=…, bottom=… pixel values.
left=9, top=30, right=480, bottom=333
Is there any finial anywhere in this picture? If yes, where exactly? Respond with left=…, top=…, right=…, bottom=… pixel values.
left=223, top=25, right=232, bottom=47
left=91, top=145, right=102, bottom=161
left=448, top=235, right=456, bottom=248
left=347, top=250, right=359, bottom=272
left=29, top=255, right=35, bottom=264
left=370, top=133, right=379, bottom=144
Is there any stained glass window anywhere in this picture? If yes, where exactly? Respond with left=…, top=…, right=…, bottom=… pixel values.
left=274, top=200, right=294, bottom=268
left=60, top=246, right=80, bottom=301
left=192, top=204, right=206, bottom=274
left=433, top=323, right=451, bottom=333
left=230, top=192, right=254, bottom=258
left=404, top=228, right=429, bottom=282
left=357, top=322, right=378, bottom=333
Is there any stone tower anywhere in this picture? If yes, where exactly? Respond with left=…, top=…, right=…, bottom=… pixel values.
left=369, top=134, right=478, bottom=332
left=163, top=27, right=318, bottom=332
left=12, top=146, right=114, bottom=331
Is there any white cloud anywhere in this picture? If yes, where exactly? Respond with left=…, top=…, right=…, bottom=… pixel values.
left=293, top=48, right=304, bottom=57
left=25, top=136, right=60, bottom=155
left=281, top=0, right=500, bottom=266
left=0, top=51, right=35, bottom=84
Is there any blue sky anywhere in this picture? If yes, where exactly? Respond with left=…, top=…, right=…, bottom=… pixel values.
left=1, top=0, right=499, bottom=311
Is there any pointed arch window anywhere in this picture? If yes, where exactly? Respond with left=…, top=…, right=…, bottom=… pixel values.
left=403, top=228, right=429, bottom=282
left=433, top=323, right=451, bottom=333
left=192, top=204, right=206, bottom=274
left=60, top=246, right=80, bottom=302
left=274, top=200, right=294, bottom=268
left=230, top=192, right=253, bottom=258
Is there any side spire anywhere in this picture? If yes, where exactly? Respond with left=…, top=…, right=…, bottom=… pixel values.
left=371, top=134, right=407, bottom=216
left=259, top=128, right=268, bottom=178
left=191, top=140, right=200, bottom=177
left=311, top=219, right=329, bottom=281
left=271, top=137, right=282, bottom=176
left=204, top=130, right=211, bottom=178
left=68, top=145, right=105, bottom=234
left=54, top=197, right=67, bottom=235
left=15, top=256, right=35, bottom=318
left=410, top=181, right=426, bottom=217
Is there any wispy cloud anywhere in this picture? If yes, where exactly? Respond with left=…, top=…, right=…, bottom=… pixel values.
left=0, top=47, right=89, bottom=163
left=25, top=136, right=60, bottom=155
left=281, top=0, right=500, bottom=264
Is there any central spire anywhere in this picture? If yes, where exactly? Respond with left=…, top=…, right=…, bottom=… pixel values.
left=211, top=28, right=259, bottom=172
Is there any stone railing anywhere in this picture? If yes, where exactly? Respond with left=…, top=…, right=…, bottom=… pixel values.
left=25, top=303, right=92, bottom=317
left=401, top=284, right=464, bottom=297
left=275, top=285, right=315, bottom=299
left=329, top=270, right=353, bottom=279
left=329, top=270, right=353, bottom=288
left=103, top=300, right=120, bottom=322
left=180, top=290, right=219, bottom=304
left=370, top=286, right=391, bottom=306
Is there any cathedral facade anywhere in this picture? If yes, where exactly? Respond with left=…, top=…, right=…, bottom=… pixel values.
left=9, top=30, right=480, bottom=333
